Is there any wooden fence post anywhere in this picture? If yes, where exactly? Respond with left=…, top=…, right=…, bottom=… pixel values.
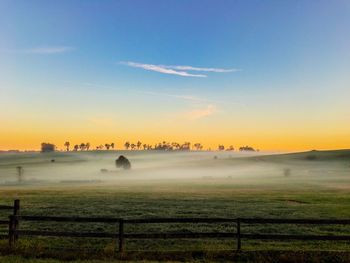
left=237, top=218, right=241, bottom=251
left=119, top=219, right=124, bottom=254
left=13, top=200, right=20, bottom=242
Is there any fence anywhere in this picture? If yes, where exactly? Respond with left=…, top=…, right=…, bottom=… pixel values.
left=0, top=200, right=20, bottom=240
left=3, top=200, right=350, bottom=252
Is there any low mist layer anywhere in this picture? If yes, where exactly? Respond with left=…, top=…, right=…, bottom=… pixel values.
left=0, top=150, right=349, bottom=191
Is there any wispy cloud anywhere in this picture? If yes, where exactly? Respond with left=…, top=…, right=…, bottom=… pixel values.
left=121, top=61, right=206, bottom=77
left=185, top=104, right=217, bottom=120
left=4, top=46, right=74, bottom=54
left=162, top=65, right=240, bottom=73
left=120, top=61, right=239, bottom=77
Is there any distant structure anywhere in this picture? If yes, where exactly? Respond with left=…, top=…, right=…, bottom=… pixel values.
left=41, top=143, right=55, bottom=152
left=115, top=155, right=131, bottom=170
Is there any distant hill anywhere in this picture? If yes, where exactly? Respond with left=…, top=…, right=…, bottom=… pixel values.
left=256, top=149, right=350, bottom=162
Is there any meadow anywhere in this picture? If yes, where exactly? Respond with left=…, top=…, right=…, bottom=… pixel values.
left=1, top=149, right=350, bottom=261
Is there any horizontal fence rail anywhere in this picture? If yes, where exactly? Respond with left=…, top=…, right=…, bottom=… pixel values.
left=7, top=214, right=350, bottom=252
left=239, top=218, right=350, bottom=224
left=0, top=206, right=14, bottom=210
left=14, top=215, right=122, bottom=223
left=125, top=218, right=237, bottom=223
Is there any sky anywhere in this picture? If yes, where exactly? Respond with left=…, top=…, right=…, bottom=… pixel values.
left=0, top=0, right=350, bottom=151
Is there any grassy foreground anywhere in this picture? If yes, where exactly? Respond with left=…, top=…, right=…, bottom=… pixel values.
left=1, top=184, right=350, bottom=251
left=0, top=256, right=128, bottom=263
left=2, top=251, right=350, bottom=263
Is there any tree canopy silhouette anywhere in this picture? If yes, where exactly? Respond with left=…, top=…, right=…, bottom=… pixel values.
left=115, top=155, right=131, bottom=170
left=41, top=143, right=55, bottom=152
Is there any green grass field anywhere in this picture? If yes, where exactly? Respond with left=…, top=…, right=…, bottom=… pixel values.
left=1, top=150, right=350, bottom=261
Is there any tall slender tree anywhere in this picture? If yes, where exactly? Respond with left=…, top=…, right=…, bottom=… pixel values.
left=79, top=143, right=86, bottom=151
left=64, top=141, right=70, bottom=151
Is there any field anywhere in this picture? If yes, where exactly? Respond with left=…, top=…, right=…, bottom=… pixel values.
left=1, top=149, right=350, bottom=262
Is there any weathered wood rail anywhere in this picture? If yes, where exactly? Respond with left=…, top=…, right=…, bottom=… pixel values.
left=3, top=200, right=350, bottom=252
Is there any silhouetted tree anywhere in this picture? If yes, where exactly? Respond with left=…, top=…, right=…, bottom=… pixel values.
left=41, top=143, right=55, bottom=152
left=172, top=142, right=180, bottom=150
left=64, top=141, right=70, bottom=151
left=105, top=144, right=111, bottom=150
left=115, top=155, right=131, bottom=170
left=86, top=142, right=90, bottom=151
left=79, top=143, right=86, bottom=151
left=180, top=142, right=191, bottom=151
left=193, top=143, right=203, bottom=151
left=239, top=146, right=255, bottom=152
left=154, top=141, right=173, bottom=150
left=73, top=144, right=79, bottom=151
left=227, top=145, right=234, bottom=151
left=130, top=143, right=136, bottom=150
left=124, top=142, right=130, bottom=150
left=111, top=143, right=115, bottom=149
left=218, top=145, right=225, bottom=151
left=137, top=141, right=142, bottom=150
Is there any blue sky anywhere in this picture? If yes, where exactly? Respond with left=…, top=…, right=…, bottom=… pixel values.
left=1, top=0, right=350, bottom=150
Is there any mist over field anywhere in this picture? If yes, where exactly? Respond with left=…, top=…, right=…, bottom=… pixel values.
left=1, top=150, right=350, bottom=257
left=0, top=150, right=349, bottom=190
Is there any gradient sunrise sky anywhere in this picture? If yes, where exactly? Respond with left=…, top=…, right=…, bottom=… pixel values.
left=1, top=0, right=349, bottom=151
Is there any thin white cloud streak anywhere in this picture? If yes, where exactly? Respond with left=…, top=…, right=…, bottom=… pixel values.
left=4, top=46, right=74, bottom=54
left=141, top=90, right=234, bottom=106
left=162, top=65, right=240, bottom=73
left=185, top=104, right=217, bottom=120
left=121, top=61, right=206, bottom=77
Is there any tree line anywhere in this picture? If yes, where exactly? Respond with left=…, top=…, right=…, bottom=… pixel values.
left=41, top=142, right=257, bottom=152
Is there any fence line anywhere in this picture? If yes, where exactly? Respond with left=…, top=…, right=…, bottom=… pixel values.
left=3, top=200, right=350, bottom=252
left=9, top=214, right=350, bottom=252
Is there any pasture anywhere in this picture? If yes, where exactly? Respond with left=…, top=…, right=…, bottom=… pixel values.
left=1, top=149, right=350, bottom=261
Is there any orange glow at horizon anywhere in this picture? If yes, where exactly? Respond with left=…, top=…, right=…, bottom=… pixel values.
left=1, top=129, right=349, bottom=152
